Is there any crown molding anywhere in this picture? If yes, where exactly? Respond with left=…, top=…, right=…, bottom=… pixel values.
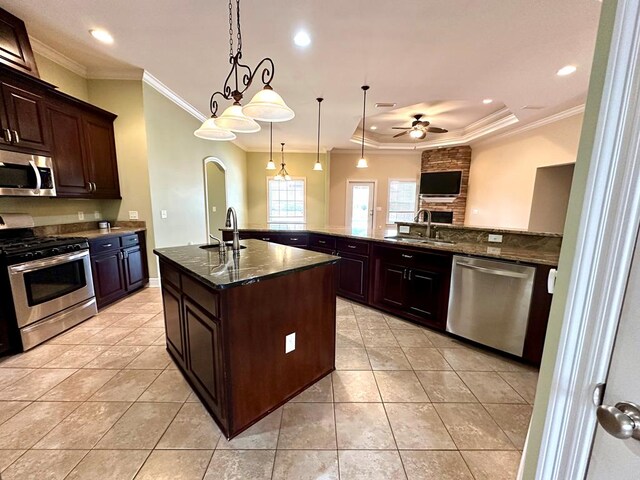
left=474, top=104, right=586, bottom=145
left=29, top=35, right=88, bottom=77
left=330, top=148, right=422, bottom=156
left=142, top=71, right=206, bottom=122
left=87, top=67, right=143, bottom=81
left=350, top=108, right=519, bottom=150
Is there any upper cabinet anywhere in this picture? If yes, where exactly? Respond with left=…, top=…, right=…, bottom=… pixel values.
left=0, top=9, right=39, bottom=78
left=0, top=80, right=50, bottom=152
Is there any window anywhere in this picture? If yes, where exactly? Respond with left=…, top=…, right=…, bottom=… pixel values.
left=268, top=178, right=306, bottom=223
left=387, top=179, right=417, bottom=223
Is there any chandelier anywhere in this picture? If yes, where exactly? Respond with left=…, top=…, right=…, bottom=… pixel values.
left=194, top=0, right=294, bottom=141
left=274, top=143, right=291, bottom=181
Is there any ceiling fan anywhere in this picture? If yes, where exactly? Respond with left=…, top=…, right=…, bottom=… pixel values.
left=392, top=114, right=448, bottom=139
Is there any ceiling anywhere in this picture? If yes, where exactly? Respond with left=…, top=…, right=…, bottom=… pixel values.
left=0, top=0, right=602, bottom=152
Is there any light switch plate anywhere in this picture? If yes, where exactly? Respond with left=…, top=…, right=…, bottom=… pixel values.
left=488, top=234, right=503, bottom=243
left=129, top=211, right=139, bottom=220
left=77, top=211, right=84, bottom=221
left=285, top=332, right=296, bottom=354
left=212, top=206, right=217, bottom=213
left=94, top=211, right=100, bottom=219
left=161, top=210, right=168, bottom=219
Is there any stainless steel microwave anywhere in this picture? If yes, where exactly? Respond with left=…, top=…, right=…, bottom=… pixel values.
left=0, top=150, right=56, bottom=196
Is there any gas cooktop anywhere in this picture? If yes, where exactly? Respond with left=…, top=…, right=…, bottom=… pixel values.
left=0, top=233, right=89, bottom=265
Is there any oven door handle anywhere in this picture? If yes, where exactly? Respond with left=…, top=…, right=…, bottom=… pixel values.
left=29, top=159, right=42, bottom=192
left=9, top=250, right=89, bottom=274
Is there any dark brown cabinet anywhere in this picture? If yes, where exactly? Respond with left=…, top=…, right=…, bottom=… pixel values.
left=161, top=279, right=184, bottom=367
left=90, top=232, right=148, bottom=309
left=0, top=9, right=39, bottom=77
left=336, top=252, right=368, bottom=302
left=0, top=82, right=49, bottom=152
left=82, top=113, right=120, bottom=198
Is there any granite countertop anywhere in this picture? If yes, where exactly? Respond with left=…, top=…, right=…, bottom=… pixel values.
left=58, top=227, right=146, bottom=240
left=154, top=239, right=339, bottom=290
left=223, top=224, right=560, bottom=266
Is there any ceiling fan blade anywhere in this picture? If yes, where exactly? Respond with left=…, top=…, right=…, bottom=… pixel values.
left=427, top=127, right=448, bottom=133
left=417, top=120, right=431, bottom=127
left=393, top=130, right=409, bottom=138
left=392, top=127, right=411, bottom=130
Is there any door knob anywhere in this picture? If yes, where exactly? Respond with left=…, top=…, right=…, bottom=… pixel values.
left=596, top=401, right=640, bottom=440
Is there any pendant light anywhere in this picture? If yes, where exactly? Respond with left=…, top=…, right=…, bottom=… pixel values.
left=274, top=143, right=291, bottom=181
left=357, top=85, right=369, bottom=168
left=194, top=116, right=236, bottom=141
left=313, top=97, right=324, bottom=171
left=194, top=0, right=294, bottom=140
left=266, top=123, right=276, bottom=170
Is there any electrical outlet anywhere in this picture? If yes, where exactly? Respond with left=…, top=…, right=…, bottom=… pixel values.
left=94, top=211, right=100, bottom=219
left=161, top=210, right=168, bottom=219
left=212, top=206, right=217, bottom=213
left=285, top=332, right=296, bottom=354
left=487, top=246, right=502, bottom=255
left=399, top=225, right=410, bottom=234
left=128, top=211, right=139, bottom=220
left=77, top=211, right=84, bottom=221
left=488, top=234, right=503, bottom=243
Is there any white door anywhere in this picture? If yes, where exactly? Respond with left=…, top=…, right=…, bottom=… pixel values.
left=347, top=181, right=374, bottom=235
left=586, top=231, right=640, bottom=478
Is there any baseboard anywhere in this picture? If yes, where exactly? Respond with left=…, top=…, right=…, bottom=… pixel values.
left=147, top=278, right=161, bottom=288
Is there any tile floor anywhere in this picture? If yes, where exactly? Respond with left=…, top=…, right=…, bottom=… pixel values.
left=0, top=288, right=539, bottom=480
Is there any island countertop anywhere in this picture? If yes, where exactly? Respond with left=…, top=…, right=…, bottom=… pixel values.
left=154, top=238, right=339, bottom=290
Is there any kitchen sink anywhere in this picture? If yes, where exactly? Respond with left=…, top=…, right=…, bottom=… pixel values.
left=200, top=244, right=247, bottom=250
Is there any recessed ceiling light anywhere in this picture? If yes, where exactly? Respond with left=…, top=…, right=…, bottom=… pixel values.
left=370, top=126, right=377, bottom=130
left=375, top=102, right=396, bottom=108
left=556, top=65, right=577, bottom=76
left=482, top=98, right=493, bottom=104
left=293, top=31, right=311, bottom=47
left=89, top=29, right=114, bottom=44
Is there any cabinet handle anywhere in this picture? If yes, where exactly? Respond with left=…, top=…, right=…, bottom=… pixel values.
left=408, top=270, right=413, bottom=281
left=92, top=182, right=97, bottom=192
left=403, top=269, right=408, bottom=280
left=11, top=130, right=19, bottom=143
left=290, top=237, right=299, bottom=241
left=262, top=237, right=270, bottom=241
left=348, top=245, right=357, bottom=249
left=318, top=240, right=326, bottom=244
left=401, top=254, right=413, bottom=259
left=2, top=129, right=10, bottom=143
left=103, top=243, right=112, bottom=248
left=118, top=251, right=124, bottom=260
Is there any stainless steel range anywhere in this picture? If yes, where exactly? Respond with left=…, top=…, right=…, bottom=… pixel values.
left=0, top=214, right=97, bottom=353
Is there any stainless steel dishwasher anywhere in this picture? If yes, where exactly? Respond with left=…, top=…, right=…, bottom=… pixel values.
left=447, top=255, right=536, bottom=356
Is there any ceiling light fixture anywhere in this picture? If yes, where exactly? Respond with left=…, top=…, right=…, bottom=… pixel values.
left=89, top=29, right=114, bottom=44
left=266, top=123, right=276, bottom=170
left=356, top=85, right=370, bottom=169
left=409, top=128, right=426, bottom=139
left=194, top=116, right=237, bottom=141
left=557, top=65, right=577, bottom=76
left=274, top=143, right=291, bottom=181
left=370, top=126, right=377, bottom=130
left=195, top=0, right=294, bottom=140
left=482, top=98, right=493, bottom=104
left=313, top=98, right=323, bottom=171
left=294, top=30, right=311, bottom=47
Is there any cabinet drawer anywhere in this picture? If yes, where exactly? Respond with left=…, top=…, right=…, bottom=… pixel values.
left=336, top=238, right=369, bottom=256
left=279, top=234, right=308, bottom=246
left=254, top=233, right=280, bottom=242
left=120, top=234, right=139, bottom=248
left=183, top=274, right=220, bottom=319
left=89, top=237, right=120, bottom=254
left=379, top=246, right=451, bottom=270
left=160, top=262, right=181, bottom=288
left=309, top=234, right=336, bottom=250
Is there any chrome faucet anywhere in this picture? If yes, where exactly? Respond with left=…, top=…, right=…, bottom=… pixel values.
left=414, top=209, right=433, bottom=239
left=225, top=207, right=241, bottom=254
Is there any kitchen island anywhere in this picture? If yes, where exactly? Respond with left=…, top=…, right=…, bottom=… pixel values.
left=154, top=239, right=339, bottom=439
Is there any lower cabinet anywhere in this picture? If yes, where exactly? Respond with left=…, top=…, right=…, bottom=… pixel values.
left=336, top=252, right=369, bottom=302
left=371, top=246, right=451, bottom=329
left=90, top=232, right=149, bottom=309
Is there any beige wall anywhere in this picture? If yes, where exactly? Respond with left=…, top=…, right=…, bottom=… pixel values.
left=528, top=163, right=575, bottom=233
left=143, top=84, right=247, bottom=249
left=328, top=151, right=421, bottom=230
left=33, top=52, right=89, bottom=102
left=246, top=152, right=327, bottom=226
left=466, top=113, right=584, bottom=230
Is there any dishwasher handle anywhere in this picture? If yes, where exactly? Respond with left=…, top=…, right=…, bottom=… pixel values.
left=457, top=261, right=530, bottom=279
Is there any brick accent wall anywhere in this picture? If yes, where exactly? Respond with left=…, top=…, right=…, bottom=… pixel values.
left=419, top=145, right=472, bottom=225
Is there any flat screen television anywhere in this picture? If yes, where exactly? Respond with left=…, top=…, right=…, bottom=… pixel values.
left=419, top=170, right=462, bottom=196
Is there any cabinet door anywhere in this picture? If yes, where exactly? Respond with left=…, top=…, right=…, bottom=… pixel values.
left=1, top=82, right=50, bottom=152
left=83, top=114, right=120, bottom=199
left=337, top=252, right=368, bottom=302
left=184, top=298, right=226, bottom=422
left=0, top=9, right=39, bottom=77
left=91, top=251, right=126, bottom=308
left=47, top=103, right=91, bottom=196
left=378, top=262, right=406, bottom=308
left=405, top=267, right=443, bottom=326
left=161, top=281, right=185, bottom=367
left=123, top=246, right=145, bottom=291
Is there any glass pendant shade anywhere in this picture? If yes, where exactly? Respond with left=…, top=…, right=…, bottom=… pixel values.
left=216, top=104, right=261, bottom=133
left=356, top=157, right=368, bottom=169
left=266, top=160, right=276, bottom=170
left=410, top=128, right=426, bottom=139
left=242, top=87, right=295, bottom=122
left=194, top=117, right=236, bottom=141
left=313, top=161, right=323, bottom=171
